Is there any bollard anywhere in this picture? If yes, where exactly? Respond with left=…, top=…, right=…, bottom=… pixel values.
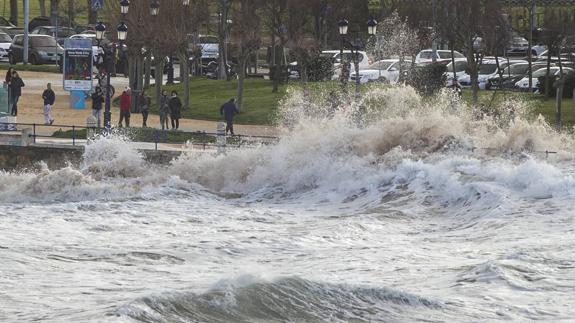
left=86, top=115, right=97, bottom=139
left=217, top=121, right=226, bottom=154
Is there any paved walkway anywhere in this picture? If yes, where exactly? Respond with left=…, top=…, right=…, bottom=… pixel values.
left=4, top=70, right=278, bottom=137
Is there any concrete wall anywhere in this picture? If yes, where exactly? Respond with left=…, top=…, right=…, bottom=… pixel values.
left=0, top=145, right=182, bottom=171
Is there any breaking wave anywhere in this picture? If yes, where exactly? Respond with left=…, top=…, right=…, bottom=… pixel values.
left=0, top=85, right=574, bottom=208
left=117, top=277, right=448, bottom=323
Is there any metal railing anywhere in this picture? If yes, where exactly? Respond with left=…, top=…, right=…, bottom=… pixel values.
left=0, top=122, right=279, bottom=151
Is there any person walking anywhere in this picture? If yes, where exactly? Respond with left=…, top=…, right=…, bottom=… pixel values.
left=159, top=90, right=170, bottom=130
left=118, top=87, right=131, bottom=127
left=9, top=71, right=24, bottom=116
left=168, top=90, right=182, bottom=130
left=5, top=67, right=14, bottom=113
left=139, top=89, right=151, bottom=127
left=91, top=86, right=104, bottom=128
left=219, top=98, right=239, bottom=135
left=41, top=83, right=56, bottom=125
left=5, top=67, right=13, bottom=85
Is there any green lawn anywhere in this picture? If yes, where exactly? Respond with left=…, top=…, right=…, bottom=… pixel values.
left=0, top=1, right=89, bottom=26
left=154, top=77, right=288, bottom=125
left=0, top=62, right=60, bottom=73
left=462, top=89, right=575, bottom=129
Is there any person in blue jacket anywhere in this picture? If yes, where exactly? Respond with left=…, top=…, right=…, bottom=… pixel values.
left=219, top=98, right=239, bottom=135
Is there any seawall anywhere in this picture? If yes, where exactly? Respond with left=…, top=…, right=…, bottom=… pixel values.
left=0, top=145, right=183, bottom=171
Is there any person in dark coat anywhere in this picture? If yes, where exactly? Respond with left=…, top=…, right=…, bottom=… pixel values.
left=219, top=98, right=239, bottom=135
left=5, top=67, right=14, bottom=85
left=91, top=86, right=104, bottom=128
left=139, top=89, right=151, bottom=127
left=9, top=71, right=24, bottom=116
left=159, top=90, right=170, bottom=130
left=168, top=90, right=182, bottom=130
left=41, top=83, right=56, bottom=125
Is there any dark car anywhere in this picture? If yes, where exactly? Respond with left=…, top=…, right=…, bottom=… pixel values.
left=0, top=26, right=25, bottom=38
left=0, top=17, right=15, bottom=27
left=29, top=16, right=71, bottom=31
left=8, top=34, right=63, bottom=65
left=487, top=62, right=549, bottom=90
left=31, top=26, right=76, bottom=46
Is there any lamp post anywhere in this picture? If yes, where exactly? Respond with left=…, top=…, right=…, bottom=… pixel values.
left=338, top=18, right=349, bottom=95
left=98, top=0, right=129, bottom=130
left=338, top=18, right=378, bottom=99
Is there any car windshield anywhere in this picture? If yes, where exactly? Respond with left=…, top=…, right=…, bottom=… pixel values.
left=533, top=67, right=557, bottom=78
left=505, top=64, right=529, bottom=75
left=438, top=51, right=464, bottom=59
left=479, top=63, right=498, bottom=74
left=30, top=37, right=57, bottom=47
left=447, top=61, right=467, bottom=72
left=369, top=61, right=395, bottom=70
left=52, top=28, right=75, bottom=37
left=0, top=33, right=11, bottom=42
left=199, top=36, right=218, bottom=44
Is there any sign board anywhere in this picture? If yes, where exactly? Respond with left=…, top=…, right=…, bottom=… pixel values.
left=63, top=39, right=93, bottom=91
left=91, top=0, right=104, bottom=11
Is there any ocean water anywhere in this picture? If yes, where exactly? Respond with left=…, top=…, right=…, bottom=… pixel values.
left=1, top=87, right=575, bottom=322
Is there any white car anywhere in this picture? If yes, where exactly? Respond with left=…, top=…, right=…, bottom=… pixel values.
left=458, top=59, right=527, bottom=89
left=515, top=66, right=574, bottom=91
left=325, top=50, right=371, bottom=80
left=415, top=49, right=465, bottom=64
left=351, top=59, right=406, bottom=84
left=445, top=58, right=468, bottom=86
left=0, top=32, right=11, bottom=61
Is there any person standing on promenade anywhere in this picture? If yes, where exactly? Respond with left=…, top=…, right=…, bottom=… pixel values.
left=9, top=71, right=24, bottom=116
left=219, top=98, right=239, bottom=135
left=159, top=90, right=170, bottom=130
left=41, top=83, right=56, bottom=125
left=118, top=87, right=131, bottom=127
left=91, top=86, right=104, bottom=128
left=168, top=90, right=182, bottom=130
left=139, top=89, right=151, bottom=127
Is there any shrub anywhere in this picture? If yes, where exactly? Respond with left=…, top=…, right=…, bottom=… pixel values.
left=405, top=63, right=447, bottom=95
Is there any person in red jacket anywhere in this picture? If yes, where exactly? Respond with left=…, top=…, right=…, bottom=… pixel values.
left=118, top=87, right=131, bottom=127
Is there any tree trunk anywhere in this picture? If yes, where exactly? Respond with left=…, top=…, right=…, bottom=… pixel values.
left=39, top=0, right=46, bottom=17
left=50, top=0, right=59, bottom=26
left=467, top=41, right=479, bottom=104
left=180, top=52, right=190, bottom=110
left=154, top=58, right=163, bottom=115
left=545, top=49, right=552, bottom=98
left=9, top=0, right=18, bottom=26
left=236, top=56, right=247, bottom=111
left=144, top=53, right=151, bottom=89
left=67, top=0, right=74, bottom=26
left=217, top=0, right=230, bottom=80
left=87, top=0, right=97, bottom=24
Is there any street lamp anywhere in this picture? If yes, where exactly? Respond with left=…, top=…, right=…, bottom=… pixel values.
left=150, top=0, right=160, bottom=16
left=338, top=18, right=349, bottom=95
left=116, top=22, right=128, bottom=41
left=95, top=22, right=106, bottom=41
left=367, top=18, right=378, bottom=36
left=120, top=0, right=130, bottom=15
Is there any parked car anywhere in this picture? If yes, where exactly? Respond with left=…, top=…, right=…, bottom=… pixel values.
left=458, top=59, right=527, bottom=89
left=506, top=36, right=529, bottom=56
left=351, top=59, right=407, bottom=84
left=487, top=62, right=549, bottom=89
left=0, top=26, right=24, bottom=38
left=0, top=17, right=15, bottom=27
left=28, top=16, right=72, bottom=31
left=325, top=50, right=371, bottom=80
left=31, top=26, right=76, bottom=46
left=415, top=49, right=464, bottom=64
left=445, top=58, right=468, bottom=86
left=8, top=34, right=63, bottom=65
left=0, top=32, right=12, bottom=61
left=515, top=66, right=574, bottom=91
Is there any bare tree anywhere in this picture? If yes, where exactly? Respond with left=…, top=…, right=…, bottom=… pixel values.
left=264, top=0, right=288, bottom=93
left=232, top=0, right=262, bottom=110
left=286, top=0, right=319, bottom=93
left=9, top=0, right=18, bottom=25
left=50, top=0, right=59, bottom=25
left=39, top=0, right=46, bottom=17
left=217, top=0, right=233, bottom=80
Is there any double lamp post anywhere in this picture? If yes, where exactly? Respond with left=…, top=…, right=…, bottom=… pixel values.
left=338, top=17, right=378, bottom=97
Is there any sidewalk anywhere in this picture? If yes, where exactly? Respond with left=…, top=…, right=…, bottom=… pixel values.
left=7, top=70, right=278, bottom=137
